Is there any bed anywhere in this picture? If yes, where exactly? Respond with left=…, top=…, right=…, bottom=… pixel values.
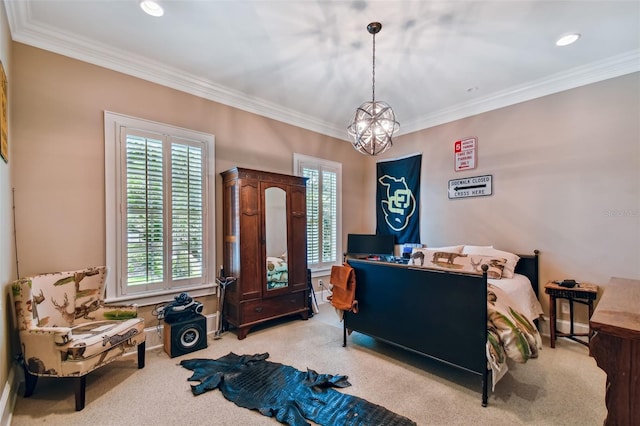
left=266, top=256, right=288, bottom=290
left=342, top=247, right=542, bottom=406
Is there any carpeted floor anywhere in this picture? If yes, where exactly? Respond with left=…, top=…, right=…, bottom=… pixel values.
left=10, top=302, right=607, bottom=425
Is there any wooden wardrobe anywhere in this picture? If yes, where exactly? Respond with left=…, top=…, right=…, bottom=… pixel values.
left=221, top=167, right=309, bottom=339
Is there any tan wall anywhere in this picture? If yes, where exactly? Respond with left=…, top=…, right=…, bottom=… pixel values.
left=10, top=43, right=367, bottom=325
left=366, top=73, right=640, bottom=320
left=0, top=1, right=16, bottom=406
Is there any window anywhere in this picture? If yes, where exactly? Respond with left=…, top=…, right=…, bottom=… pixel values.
left=293, top=154, right=342, bottom=275
left=104, top=112, right=215, bottom=305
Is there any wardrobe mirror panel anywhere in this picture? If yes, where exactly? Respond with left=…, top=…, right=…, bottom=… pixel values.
left=265, top=187, right=288, bottom=290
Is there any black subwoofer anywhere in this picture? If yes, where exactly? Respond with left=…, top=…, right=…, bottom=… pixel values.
left=163, top=314, right=207, bottom=358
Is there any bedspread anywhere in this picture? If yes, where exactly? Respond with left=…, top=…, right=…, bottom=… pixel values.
left=486, top=283, right=542, bottom=389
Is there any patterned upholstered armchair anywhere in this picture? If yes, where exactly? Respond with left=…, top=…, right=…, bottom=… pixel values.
left=11, top=266, right=146, bottom=411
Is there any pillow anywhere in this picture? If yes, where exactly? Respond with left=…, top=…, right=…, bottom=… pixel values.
left=463, top=245, right=493, bottom=251
left=461, top=246, right=519, bottom=278
left=408, top=248, right=467, bottom=268
left=407, top=248, right=430, bottom=266
left=466, top=255, right=507, bottom=279
left=427, top=245, right=464, bottom=253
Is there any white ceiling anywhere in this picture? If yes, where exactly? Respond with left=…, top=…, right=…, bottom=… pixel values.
left=5, top=0, right=640, bottom=141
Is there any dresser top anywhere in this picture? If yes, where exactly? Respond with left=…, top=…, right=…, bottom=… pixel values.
left=221, top=167, right=307, bottom=186
left=590, top=277, right=640, bottom=339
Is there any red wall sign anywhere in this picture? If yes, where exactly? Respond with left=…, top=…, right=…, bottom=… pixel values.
left=454, top=137, right=477, bottom=172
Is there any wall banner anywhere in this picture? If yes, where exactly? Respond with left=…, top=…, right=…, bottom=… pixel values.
left=376, top=154, right=421, bottom=244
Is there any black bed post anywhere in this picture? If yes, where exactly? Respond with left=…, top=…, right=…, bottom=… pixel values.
left=481, top=264, right=489, bottom=407
left=342, top=254, right=347, bottom=347
left=533, top=249, right=540, bottom=298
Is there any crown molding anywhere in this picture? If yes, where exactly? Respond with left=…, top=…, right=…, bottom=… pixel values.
left=400, top=50, right=640, bottom=137
left=5, top=1, right=347, bottom=140
left=7, top=2, right=639, bottom=141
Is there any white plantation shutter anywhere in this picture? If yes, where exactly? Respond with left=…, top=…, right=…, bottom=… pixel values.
left=125, top=133, right=164, bottom=286
left=321, top=170, right=337, bottom=263
left=294, top=154, right=341, bottom=273
left=303, top=168, right=320, bottom=266
left=170, top=140, right=204, bottom=281
left=122, top=129, right=207, bottom=294
left=106, top=111, right=214, bottom=303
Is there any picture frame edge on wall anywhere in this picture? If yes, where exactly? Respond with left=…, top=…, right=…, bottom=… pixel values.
left=0, top=60, right=7, bottom=164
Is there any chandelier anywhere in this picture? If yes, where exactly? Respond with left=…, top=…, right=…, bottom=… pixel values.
left=347, top=22, right=400, bottom=156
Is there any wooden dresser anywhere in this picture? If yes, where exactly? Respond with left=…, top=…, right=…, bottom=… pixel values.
left=589, top=277, right=640, bottom=426
left=221, top=168, right=309, bottom=339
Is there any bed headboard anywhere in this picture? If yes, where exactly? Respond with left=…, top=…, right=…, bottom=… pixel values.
left=514, top=250, right=540, bottom=297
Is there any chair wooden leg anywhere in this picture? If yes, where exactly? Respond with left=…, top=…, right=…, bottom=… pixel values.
left=137, top=341, right=146, bottom=369
left=75, top=376, right=86, bottom=411
left=22, top=366, right=38, bottom=398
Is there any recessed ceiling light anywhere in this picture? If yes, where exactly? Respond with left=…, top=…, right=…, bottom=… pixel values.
left=556, top=33, right=580, bottom=47
left=140, top=0, right=164, bottom=17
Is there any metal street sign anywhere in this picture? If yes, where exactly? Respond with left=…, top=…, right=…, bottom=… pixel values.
left=454, top=137, right=477, bottom=172
left=448, top=175, right=492, bottom=199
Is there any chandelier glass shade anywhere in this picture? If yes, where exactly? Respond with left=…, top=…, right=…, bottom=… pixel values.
left=347, top=22, right=399, bottom=156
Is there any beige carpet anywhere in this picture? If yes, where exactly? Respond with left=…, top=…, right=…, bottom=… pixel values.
left=11, top=302, right=607, bottom=425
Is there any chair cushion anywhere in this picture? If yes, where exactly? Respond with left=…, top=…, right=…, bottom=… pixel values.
left=61, top=318, right=145, bottom=360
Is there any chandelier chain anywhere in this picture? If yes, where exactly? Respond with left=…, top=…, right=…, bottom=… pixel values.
left=371, top=31, right=376, bottom=103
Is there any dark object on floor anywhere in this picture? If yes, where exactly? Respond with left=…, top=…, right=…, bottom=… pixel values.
left=163, top=314, right=207, bottom=358
left=180, top=352, right=416, bottom=426
left=158, top=292, right=204, bottom=323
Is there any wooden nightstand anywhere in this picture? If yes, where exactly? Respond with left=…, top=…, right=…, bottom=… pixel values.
left=544, top=281, right=598, bottom=348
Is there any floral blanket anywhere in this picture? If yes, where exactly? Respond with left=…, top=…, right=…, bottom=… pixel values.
left=486, top=283, right=542, bottom=389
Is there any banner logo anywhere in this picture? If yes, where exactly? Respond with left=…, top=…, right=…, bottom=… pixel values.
left=378, top=175, right=416, bottom=232
left=376, top=154, right=421, bottom=244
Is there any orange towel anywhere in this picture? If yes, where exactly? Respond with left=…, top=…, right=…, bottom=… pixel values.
left=328, top=263, right=358, bottom=313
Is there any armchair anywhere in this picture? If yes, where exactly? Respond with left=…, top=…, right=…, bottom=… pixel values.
left=11, top=266, right=146, bottom=411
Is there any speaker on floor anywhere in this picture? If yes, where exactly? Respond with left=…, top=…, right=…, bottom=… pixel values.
left=163, top=314, right=207, bottom=358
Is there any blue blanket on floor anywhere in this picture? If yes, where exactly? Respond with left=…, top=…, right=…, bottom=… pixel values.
left=181, top=352, right=416, bottom=426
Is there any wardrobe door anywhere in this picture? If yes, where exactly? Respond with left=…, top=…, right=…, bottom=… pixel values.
left=239, top=179, right=261, bottom=300
left=289, top=183, right=308, bottom=292
left=263, top=183, right=290, bottom=298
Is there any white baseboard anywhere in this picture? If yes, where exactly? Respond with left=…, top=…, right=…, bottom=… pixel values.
left=313, top=290, right=330, bottom=305
left=144, top=313, right=218, bottom=350
left=0, top=367, right=18, bottom=426
left=538, top=315, right=590, bottom=339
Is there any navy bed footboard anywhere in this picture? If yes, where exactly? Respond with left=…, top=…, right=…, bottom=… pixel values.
left=343, top=252, right=539, bottom=407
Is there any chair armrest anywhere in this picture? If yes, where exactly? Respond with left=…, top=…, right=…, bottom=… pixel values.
left=24, top=326, right=73, bottom=345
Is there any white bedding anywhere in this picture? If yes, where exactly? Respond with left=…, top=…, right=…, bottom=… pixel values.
left=488, top=273, right=543, bottom=323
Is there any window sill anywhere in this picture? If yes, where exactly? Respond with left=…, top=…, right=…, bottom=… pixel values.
left=105, top=284, right=216, bottom=307
left=309, top=267, right=333, bottom=279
